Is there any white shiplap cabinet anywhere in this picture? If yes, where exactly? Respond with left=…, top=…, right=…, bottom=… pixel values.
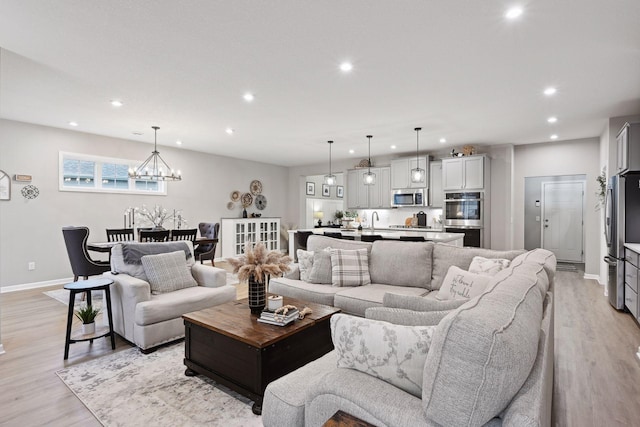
left=221, top=217, right=280, bottom=258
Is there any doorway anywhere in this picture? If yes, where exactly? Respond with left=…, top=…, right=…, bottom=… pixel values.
left=541, top=180, right=585, bottom=262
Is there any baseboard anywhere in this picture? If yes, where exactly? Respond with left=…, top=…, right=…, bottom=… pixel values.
left=0, top=277, right=72, bottom=293
left=583, top=273, right=602, bottom=284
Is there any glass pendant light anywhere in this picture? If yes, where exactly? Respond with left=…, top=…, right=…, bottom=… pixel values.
left=324, top=140, right=337, bottom=186
left=363, top=135, right=376, bottom=185
left=411, top=127, right=425, bottom=183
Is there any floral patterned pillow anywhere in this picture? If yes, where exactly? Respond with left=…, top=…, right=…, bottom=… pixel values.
left=468, top=256, right=511, bottom=276
left=331, top=313, right=436, bottom=397
left=297, top=249, right=314, bottom=282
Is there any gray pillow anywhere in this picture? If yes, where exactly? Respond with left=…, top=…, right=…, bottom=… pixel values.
left=141, top=250, right=197, bottom=294
left=308, top=248, right=332, bottom=284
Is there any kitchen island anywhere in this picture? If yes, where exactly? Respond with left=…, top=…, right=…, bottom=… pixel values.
left=287, top=227, right=464, bottom=259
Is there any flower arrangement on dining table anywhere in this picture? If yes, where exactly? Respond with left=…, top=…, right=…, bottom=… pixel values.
left=135, top=204, right=186, bottom=229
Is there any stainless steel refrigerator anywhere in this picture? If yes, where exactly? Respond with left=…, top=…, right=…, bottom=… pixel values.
left=604, top=173, right=640, bottom=309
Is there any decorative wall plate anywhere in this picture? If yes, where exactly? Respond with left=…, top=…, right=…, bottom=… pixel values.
left=255, top=194, right=267, bottom=210
left=241, top=192, right=253, bottom=207
left=250, top=180, right=263, bottom=195
left=230, top=190, right=241, bottom=202
left=21, top=184, right=39, bottom=199
left=227, top=201, right=235, bottom=210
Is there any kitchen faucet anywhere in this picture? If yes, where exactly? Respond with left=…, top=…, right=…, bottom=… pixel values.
left=371, top=211, right=379, bottom=230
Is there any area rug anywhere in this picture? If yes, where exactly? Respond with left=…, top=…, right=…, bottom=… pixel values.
left=56, top=343, right=262, bottom=426
left=44, top=272, right=240, bottom=306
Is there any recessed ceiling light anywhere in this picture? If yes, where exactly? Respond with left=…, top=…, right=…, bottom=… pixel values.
left=505, top=6, right=523, bottom=20
left=439, top=138, right=447, bottom=143
left=390, top=145, right=397, bottom=150
left=243, top=93, right=255, bottom=102
left=348, top=149, right=355, bottom=154
left=547, top=117, right=558, bottom=123
left=339, top=62, right=353, bottom=73
left=110, top=100, right=123, bottom=107
left=226, top=128, right=234, bottom=135
left=132, top=131, right=143, bottom=136
left=176, top=140, right=183, bottom=146
left=543, top=87, right=557, bottom=96
left=68, top=121, right=78, bottom=127
left=550, top=134, right=558, bottom=140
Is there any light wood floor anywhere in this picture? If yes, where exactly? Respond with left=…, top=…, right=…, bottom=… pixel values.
left=1, top=270, right=639, bottom=426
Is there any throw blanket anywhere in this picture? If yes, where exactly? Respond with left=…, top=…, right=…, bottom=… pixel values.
left=121, top=242, right=192, bottom=265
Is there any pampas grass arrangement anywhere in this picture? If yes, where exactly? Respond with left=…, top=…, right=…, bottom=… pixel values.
left=228, top=241, right=292, bottom=283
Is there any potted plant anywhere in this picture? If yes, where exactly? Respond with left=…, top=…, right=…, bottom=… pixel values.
left=228, top=242, right=292, bottom=314
left=75, top=305, right=101, bottom=335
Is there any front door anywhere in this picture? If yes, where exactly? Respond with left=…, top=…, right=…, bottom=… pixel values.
left=541, top=181, right=585, bottom=262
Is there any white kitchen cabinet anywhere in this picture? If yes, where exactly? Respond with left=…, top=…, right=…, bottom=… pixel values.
left=617, top=123, right=640, bottom=175
left=347, top=167, right=390, bottom=209
left=429, top=160, right=443, bottom=207
left=442, top=155, right=486, bottom=190
left=221, top=217, right=280, bottom=258
left=391, top=156, right=429, bottom=189
left=368, top=167, right=391, bottom=208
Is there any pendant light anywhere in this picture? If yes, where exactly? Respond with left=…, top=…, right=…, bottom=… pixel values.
left=363, top=135, right=376, bottom=185
left=324, top=140, right=337, bottom=186
left=129, top=126, right=182, bottom=181
left=411, top=127, right=425, bottom=183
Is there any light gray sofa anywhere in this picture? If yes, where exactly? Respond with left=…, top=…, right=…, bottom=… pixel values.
left=269, top=235, right=524, bottom=316
left=104, top=241, right=236, bottom=351
left=263, top=245, right=556, bottom=427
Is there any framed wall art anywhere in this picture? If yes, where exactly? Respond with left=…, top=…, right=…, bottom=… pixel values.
left=336, top=185, right=344, bottom=198
left=0, top=170, right=10, bottom=200
left=322, top=184, right=330, bottom=197
left=306, top=181, right=315, bottom=196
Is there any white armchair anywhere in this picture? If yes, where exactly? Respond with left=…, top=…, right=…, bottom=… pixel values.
left=104, top=241, right=236, bottom=352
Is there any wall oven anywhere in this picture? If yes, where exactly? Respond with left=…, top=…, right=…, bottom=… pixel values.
left=444, top=191, right=484, bottom=247
left=391, top=189, right=425, bottom=207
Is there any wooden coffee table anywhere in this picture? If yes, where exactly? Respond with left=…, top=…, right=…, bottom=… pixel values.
left=182, top=296, right=340, bottom=415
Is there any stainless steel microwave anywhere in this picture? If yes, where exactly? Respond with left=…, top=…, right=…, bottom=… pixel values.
left=391, top=189, right=425, bottom=207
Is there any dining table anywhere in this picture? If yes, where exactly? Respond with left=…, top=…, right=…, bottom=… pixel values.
left=87, top=237, right=218, bottom=253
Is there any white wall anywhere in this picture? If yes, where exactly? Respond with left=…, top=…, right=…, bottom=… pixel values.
left=0, top=119, right=291, bottom=289
left=513, top=137, right=601, bottom=275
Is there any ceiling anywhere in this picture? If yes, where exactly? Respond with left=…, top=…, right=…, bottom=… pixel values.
left=1, top=1, right=639, bottom=167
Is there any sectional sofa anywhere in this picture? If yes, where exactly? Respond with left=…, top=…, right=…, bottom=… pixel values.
left=263, top=236, right=556, bottom=426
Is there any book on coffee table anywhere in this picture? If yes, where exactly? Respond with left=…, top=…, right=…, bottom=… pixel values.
left=258, top=309, right=299, bottom=326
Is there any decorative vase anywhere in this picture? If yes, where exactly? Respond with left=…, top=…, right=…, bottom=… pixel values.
left=82, top=322, right=96, bottom=335
left=242, top=208, right=248, bottom=218
left=248, top=274, right=266, bottom=314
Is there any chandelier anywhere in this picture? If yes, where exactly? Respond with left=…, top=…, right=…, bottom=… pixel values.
left=363, top=135, right=376, bottom=185
left=411, top=127, right=425, bottom=183
left=324, top=140, right=337, bottom=186
left=129, top=126, right=182, bottom=181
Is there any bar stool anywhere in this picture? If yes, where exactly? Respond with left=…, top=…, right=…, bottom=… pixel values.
left=64, top=277, right=116, bottom=359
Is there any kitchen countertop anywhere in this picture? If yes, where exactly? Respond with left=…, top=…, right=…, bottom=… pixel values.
left=289, top=228, right=463, bottom=243
left=624, top=243, right=640, bottom=253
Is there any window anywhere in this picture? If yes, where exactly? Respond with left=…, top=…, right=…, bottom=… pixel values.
left=59, top=152, right=167, bottom=195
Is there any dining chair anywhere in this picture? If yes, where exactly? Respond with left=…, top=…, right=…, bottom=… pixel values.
left=323, top=232, right=343, bottom=239
left=296, top=231, right=314, bottom=251
left=62, top=226, right=111, bottom=282
left=106, top=228, right=134, bottom=242
left=139, top=229, right=170, bottom=242
left=399, top=236, right=425, bottom=241
left=360, top=234, right=384, bottom=242
left=194, top=222, right=220, bottom=265
left=170, top=228, right=198, bottom=243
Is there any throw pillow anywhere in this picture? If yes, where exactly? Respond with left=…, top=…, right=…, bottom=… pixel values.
left=297, top=249, right=314, bottom=282
left=468, top=256, right=511, bottom=276
left=308, top=247, right=332, bottom=284
left=331, top=313, right=436, bottom=397
left=141, top=250, right=198, bottom=294
left=330, top=248, right=371, bottom=287
left=436, top=266, right=491, bottom=301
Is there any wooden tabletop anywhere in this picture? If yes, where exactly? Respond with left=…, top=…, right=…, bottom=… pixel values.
left=183, top=296, right=340, bottom=348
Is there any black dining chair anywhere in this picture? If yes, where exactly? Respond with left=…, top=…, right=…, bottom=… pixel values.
left=62, top=226, right=111, bottom=282
left=106, top=228, right=135, bottom=242
left=360, top=234, right=384, bottom=242
left=323, top=232, right=343, bottom=239
left=194, top=222, right=220, bottom=265
left=296, top=231, right=314, bottom=251
left=170, top=228, right=198, bottom=243
left=139, top=229, right=170, bottom=242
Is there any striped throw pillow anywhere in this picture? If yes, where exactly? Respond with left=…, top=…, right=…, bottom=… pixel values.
left=330, top=248, right=371, bottom=287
